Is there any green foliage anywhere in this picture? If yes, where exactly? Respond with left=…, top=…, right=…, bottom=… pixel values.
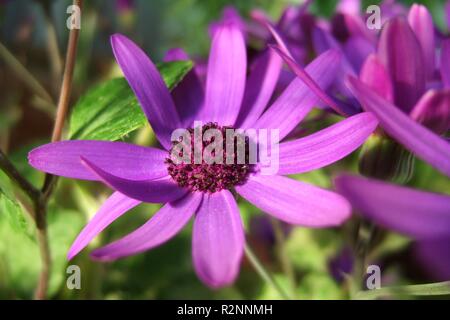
left=69, top=61, right=193, bottom=140
left=355, top=281, right=450, bottom=300
left=0, top=171, right=30, bottom=236
left=0, top=205, right=84, bottom=298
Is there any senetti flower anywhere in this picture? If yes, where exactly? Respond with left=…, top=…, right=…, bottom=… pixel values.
left=273, top=3, right=450, bottom=177
left=335, top=174, right=450, bottom=281
left=28, top=22, right=377, bottom=288
left=347, top=13, right=450, bottom=177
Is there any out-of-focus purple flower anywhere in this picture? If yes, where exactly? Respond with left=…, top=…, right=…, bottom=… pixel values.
left=379, top=0, right=407, bottom=24
left=335, top=174, right=450, bottom=281
left=249, top=1, right=316, bottom=66
left=209, top=6, right=246, bottom=38
left=415, top=238, right=450, bottom=281
left=328, top=247, right=354, bottom=283
left=116, top=0, right=134, bottom=12
left=28, top=21, right=377, bottom=287
left=335, top=12, right=450, bottom=176
left=346, top=11, right=450, bottom=177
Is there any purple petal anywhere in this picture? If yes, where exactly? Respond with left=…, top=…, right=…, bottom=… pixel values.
left=163, top=48, right=189, bottom=61
left=312, top=26, right=359, bottom=104
left=91, top=192, right=202, bottom=261
left=415, top=238, right=450, bottom=281
left=163, top=48, right=205, bottom=127
left=111, top=34, right=180, bottom=150
left=348, top=77, right=450, bottom=177
left=252, top=15, right=293, bottom=58
left=235, top=49, right=282, bottom=129
left=28, top=140, right=167, bottom=181
left=236, top=174, right=351, bottom=227
left=253, top=50, right=341, bottom=139
left=202, top=23, right=246, bottom=126
left=441, top=40, right=450, bottom=88
left=277, top=112, right=378, bottom=175
left=313, top=25, right=342, bottom=54
left=80, top=157, right=186, bottom=203
left=270, top=45, right=346, bottom=116
left=276, top=5, right=303, bottom=37
left=335, top=174, right=450, bottom=239
left=192, top=190, right=244, bottom=288
left=408, top=4, right=436, bottom=80
left=380, top=0, right=407, bottom=23
left=209, top=6, right=246, bottom=37
left=378, top=17, right=426, bottom=112
left=410, top=89, right=450, bottom=134
left=68, top=192, right=141, bottom=260
left=337, top=0, right=361, bottom=15
left=359, top=54, right=394, bottom=102
left=343, top=36, right=375, bottom=72
left=332, top=13, right=371, bottom=43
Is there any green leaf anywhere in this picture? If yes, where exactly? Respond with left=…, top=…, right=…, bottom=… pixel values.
left=0, top=205, right=85, bottom=298
left=0, top=192, right=28, bottom=234
left=286, top=228, right=341, bottom=272
left=0, top=171, right=30, bottom=235
left=298, top=272, right=344, bottom=299
left=69, top=60, right=193, bottom=140
left=355, top=281, right=450, bottom=300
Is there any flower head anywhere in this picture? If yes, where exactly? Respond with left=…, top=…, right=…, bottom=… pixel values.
left=28, top=21, right=376, bottom=287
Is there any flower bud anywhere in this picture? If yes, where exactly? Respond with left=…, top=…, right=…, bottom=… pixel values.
left=358, top=134, right=415, bottom=183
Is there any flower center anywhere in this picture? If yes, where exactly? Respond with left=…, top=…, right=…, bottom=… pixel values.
left=165, top=122, right=255, bottom=193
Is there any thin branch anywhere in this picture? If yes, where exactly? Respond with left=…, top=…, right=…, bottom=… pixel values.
left=35, top=0, right=83, bottom=299
left=51, top=1, right=81, bottom=143
left=0, top=41, right=55, bottom=107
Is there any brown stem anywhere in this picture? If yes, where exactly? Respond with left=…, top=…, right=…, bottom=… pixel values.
left=34, top=198, right=50, bottom=299
left=51, top=0, right=81, bottom=143
left=35, top=0, right=83, bottom=299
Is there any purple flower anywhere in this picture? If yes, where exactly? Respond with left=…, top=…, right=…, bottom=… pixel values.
left=28, top=22, right=377, bottom=287
left=273, top=5, right=450, bottom=177
left=348, top=10, right=450, bottom=177
left=335, top=174, right=450, bottom=281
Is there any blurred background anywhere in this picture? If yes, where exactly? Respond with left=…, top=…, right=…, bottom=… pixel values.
left=0, top=0, right=449, bottom=299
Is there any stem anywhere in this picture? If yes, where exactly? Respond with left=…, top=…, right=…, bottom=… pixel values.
left=51, top=2, right=81, bottom=143
left=35, top=0, right=82, bottom=299
left=0, top=41, right=55, bottom=107
left=0, top=0, right=82, bottom=300
left=244, top=243, right=292, bottom=300
left=270, top=219, right=297, bottom=298
left=34, top=211, right=51, bottom=299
